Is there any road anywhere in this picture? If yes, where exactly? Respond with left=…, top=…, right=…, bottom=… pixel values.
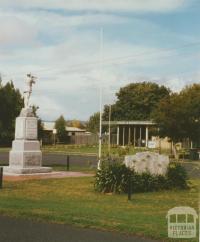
left=0, top=215, right=158, bottom=242
left=0, top=152, right=199, bottom=178
left=0, top=152, right=98, bottom=167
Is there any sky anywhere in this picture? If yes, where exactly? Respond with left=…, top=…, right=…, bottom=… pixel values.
left=1, top=0, right=200, bottom=121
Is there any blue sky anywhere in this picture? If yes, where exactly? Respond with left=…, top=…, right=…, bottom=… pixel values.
left=1, top=0, right=200, bottom=120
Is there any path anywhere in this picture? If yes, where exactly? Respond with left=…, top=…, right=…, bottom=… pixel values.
left=3, top=171, right=93, bottom=181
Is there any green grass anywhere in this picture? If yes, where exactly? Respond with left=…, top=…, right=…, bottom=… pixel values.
left=0, top=147, right=10, bottom=152
left=51, top=165, right=96, bottom=173
left=42, top=144, right=162, bottom=157
left=0, top=177, right=199, bottom=241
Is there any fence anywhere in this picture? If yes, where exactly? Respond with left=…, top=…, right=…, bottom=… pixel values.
left=69, top=134, right=117, bottom=146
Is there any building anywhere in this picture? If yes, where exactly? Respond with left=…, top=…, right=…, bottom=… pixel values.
left=102, top=120, right=156, bottom=147
left=42, top=121, right=86, bottom=144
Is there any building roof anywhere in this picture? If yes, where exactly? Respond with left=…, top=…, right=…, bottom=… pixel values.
left=42, top=121, right=86, bottom=132
left=102, top=120, right=156, bottom=126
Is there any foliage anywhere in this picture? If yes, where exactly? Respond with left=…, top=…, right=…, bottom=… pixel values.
left=32, top=105, right=44, bottom=140
left=95, top=161, right=188, bottom=194
left=95, top=161, right=131, bottom=193
left=67, top=119, right=85, bottom=129
left=87, top=112, right=100, bottom=133
left=167, top=162, right=188, bottom=189
left=153, top=83, right=200, bottom=143
left=103, top=82, right=170, bottom=121
left=0, top=81, right=23, bottom=145
left=55, top=115, right=67, bottom=142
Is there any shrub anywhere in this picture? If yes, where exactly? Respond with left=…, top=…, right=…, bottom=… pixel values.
left=166, top=162, right=188, bottom=189
left=95, top=161, right=131, bottom=193
left=94, top=161, right=188, bottom=194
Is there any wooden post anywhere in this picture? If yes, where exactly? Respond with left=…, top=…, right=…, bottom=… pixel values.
left=128, top=126, right=131, bottom=145
left=134, top=127, right=136, bottom=147
left=0, top=167, right=3, bottom=189
left=66, top=155, right=70, bottom=171
left=128, top=173, right=132, bottom=200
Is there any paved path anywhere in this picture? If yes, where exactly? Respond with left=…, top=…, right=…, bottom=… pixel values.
left=0, top=215, right=158, bottom=242
left=3, top=171, right=93, bottom=181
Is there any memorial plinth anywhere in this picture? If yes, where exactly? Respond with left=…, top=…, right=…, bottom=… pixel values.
left=4, top=108, right=52, bottom=174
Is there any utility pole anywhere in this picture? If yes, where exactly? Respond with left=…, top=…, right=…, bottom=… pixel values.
left=97, top=28, right=103, bottom=170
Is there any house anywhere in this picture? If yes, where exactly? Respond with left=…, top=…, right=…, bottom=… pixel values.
left=42, top=121, right=86, bottom=144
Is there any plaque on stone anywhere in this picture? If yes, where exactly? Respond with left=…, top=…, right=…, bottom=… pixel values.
left=26, top=118, right=37, bottom=140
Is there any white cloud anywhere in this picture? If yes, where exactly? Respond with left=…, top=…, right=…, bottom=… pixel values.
left=0, top=15, right=38, bottom=46
left=0, top=25, right=193, bottom=120
left=0, top=0, right=198, bottom=120
left=0, top=0, right=189, bottom=12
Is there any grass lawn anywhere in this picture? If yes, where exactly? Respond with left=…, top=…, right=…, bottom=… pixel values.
left=51, top=165, right=96, bottom=173
left=42, top=144, right=163, bottom=157
left=0, top=144, right=172, bottom=157
left=0, top=147, right=10, bottom=152
left=0, top=177, right=198, bottom=242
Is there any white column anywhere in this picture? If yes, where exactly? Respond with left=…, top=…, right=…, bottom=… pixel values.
left=128, top=126, right=131, bottom=145
left=117, top=126, right=119, bottom=146
left=134, top=127, right=136, bottom=147
left=145, top=126, right=149, bottom=147
left=123, top=127, right=125, bottom=146
left=139, top=127, right=142, bottom=147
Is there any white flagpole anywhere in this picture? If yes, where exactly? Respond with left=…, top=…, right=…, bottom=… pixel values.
left=97, top=28, right=103, bottom=170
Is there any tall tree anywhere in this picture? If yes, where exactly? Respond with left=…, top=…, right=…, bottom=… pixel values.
left=103, top=82, right=170, bottom=121
left=87, top=112, right=100, bottom=134
left=55, top=115, right=67, bottom=142
left=0, top=81, right=23, bottom=145
left=153, top=84, right=200, bottom=143
left=32, top=105, right=44, bottom=140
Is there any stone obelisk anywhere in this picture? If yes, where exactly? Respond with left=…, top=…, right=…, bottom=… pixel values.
left=4, top=74, right=52, bottom=174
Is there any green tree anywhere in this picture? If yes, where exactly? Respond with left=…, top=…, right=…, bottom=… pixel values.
left=153, top=84, right=200, bottom=143
left=55, top=115, right=67, bottom=142
left=103, top=82, right=170, bottom=121
left=87, top=112, right=100, bottom=134
left=0, top=81, right=23, bottom=145
left=32, top=105, right=44, bottom=140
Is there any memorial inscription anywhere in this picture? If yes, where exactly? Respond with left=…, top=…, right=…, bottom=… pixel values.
left=26, top=118, right=37, bottom=140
